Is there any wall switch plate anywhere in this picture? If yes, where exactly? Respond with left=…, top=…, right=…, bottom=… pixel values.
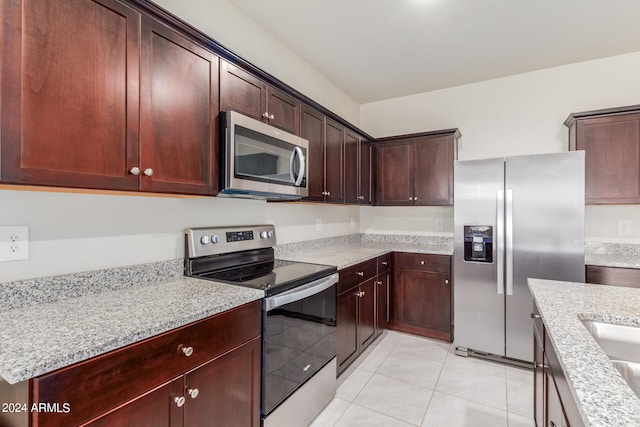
left=617, top=220, right=632, bottom=236
left=315, top=218, right=322, bottom=232
left=0, top=226, right=29, bottom=262
left=435, top=218, right=444, bottom=231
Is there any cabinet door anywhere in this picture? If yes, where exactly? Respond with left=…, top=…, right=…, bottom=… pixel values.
left=413, top=137, right=454, bottom=205
left=337, top=289, right=358, bottom=373
left=533, top=332, right=545, bottom=427
left=393, top=269, right=451, bottom=340
left=576, top=115, right=640, bottom=203
left=358, top=279, right=376, bottom=349
left=184, top=337, right=261, bottom=427
left=140, top=18, right=218, bottom=195
left=546, top=371, right=566, bottom=427
left=1, top=0, right=140, bottom=191
left=301, top=106, right=326, bottom=201
left=376, top=142, right=413, bottom=205
left=344, top=130, right=360, bottom=204
left=267, top=87, right=300, bottom=135
left=376, top=273, right=390, bottom=335
left=84, top=377, right=183, bottom=427
left=220, top=60, right=266, bottom=122
left=325, top=119, right=344, bottom=203
left=360, top=142, right=372, bottom=205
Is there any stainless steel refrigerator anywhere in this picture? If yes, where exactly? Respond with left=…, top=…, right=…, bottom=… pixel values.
left=453, top=152, right=585, bottom=363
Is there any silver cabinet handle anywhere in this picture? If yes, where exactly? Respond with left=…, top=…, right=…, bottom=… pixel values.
left=129, top=167, right=140, bottom=176
left=357, top=271, right=364, bottom=276
left=174, top=396, right=185, bottom=407
left=187, top=388, right=199, bottom=399
left=531, top=313, right=541, bottom=319
left=182, top=346, right=194, bottom=357
left=143, top=168, right=153, bottom=176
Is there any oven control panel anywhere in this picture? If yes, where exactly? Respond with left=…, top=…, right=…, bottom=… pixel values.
left=185, top=225, right=276, bottom=258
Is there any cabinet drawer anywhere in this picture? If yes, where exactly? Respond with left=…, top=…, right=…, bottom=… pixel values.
left=377, top=253, right=392, bottom=274
left=32, top=300, right=261, bottom=427
left=339, top=259, right=377, bottom=294
left=394, top=252, right=450, bottom=273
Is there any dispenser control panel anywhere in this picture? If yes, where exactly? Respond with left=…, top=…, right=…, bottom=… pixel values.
left=463, top=225, right=493, bottom=263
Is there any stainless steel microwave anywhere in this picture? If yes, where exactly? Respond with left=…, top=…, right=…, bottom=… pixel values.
left=219, top=111, right=309, bottom=200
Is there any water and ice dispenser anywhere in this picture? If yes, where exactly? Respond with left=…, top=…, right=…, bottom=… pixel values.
left=463, top=226, right=493, bottom=263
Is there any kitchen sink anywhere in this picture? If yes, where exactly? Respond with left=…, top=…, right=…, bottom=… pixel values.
left=581, top=320, right=640, bottom=398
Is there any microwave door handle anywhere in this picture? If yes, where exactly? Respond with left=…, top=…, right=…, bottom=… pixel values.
left=289, top=146, right=306, bottom=187
left=294, top=146, right=305, bottom=186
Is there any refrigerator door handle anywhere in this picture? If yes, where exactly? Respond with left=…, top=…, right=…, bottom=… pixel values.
left=506, top=188, right=514, bottom=295
left=496, top=189, right=505, bottom=295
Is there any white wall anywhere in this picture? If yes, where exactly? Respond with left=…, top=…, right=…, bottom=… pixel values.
left=360, top=52, right=640, bottom=240
left=153, top=0, right=360, bottom=125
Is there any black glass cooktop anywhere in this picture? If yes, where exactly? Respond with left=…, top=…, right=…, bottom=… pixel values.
left=197, top=259, right=336, bottom=296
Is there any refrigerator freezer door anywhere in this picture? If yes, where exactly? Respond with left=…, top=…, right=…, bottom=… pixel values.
left=504, top=152, right=585, bottom=361
left=453, top=157, right=506, bottom=356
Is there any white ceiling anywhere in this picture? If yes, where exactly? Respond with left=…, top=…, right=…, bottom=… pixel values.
left=226, top=0, right=640, bottom=104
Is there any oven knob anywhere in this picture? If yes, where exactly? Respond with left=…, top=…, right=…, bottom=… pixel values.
left=267, top=230, right=274, bottom=238
left=200, top=235, right=210, bottom=245
left=260, top=231, right=268, bottom=239
left=211, top=235, right=219, bottom=244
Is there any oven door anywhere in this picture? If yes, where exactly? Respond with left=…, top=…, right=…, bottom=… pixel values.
left=262, top=272, right=338, bottom=417
left=222, top=110, right=308, bottom=199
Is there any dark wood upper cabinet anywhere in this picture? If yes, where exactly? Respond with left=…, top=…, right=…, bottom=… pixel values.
left=344, top=130, right=372, bottom=205
left=140, top=17, right=219, bottom=195
left=325, top=118, right=345, bottom=203
left=1, top=0, right=141, bottom=191
left=220, top=59, right=300, bottom=135
left=566, top=106, right=640, bottom=204
left=301, top=105, right=326, bottom=202
left=375, top=130, right=460, bottom=206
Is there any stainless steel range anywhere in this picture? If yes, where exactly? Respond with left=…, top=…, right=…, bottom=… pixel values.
left=184, top=225, right=338, bottom=427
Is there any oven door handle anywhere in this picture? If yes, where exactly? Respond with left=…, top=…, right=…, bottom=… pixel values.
left=265, top=272, right=338, bottom=311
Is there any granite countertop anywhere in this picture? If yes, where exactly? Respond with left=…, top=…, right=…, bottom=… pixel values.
left=585, top=242, right=640, bottom=269
left=528, top=279, right=640, bottom=426
left=275, top=234, right=453, bottom=269
left=0, top=262, right=263, bottom=385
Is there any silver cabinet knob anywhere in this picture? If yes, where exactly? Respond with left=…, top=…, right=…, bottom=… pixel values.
left=377, top=281, right=383, bottom=285
left=129, top=167, right=140, bottom=176
left=262, top=112, right=270, bottom=119
left=182, top=346, right=194, bottom=357
left=269, top=114, right=275, bottom=120
left=381, top=261, right=388, bottom=265
left=174, top=396, right=185, bottom=407
left=534, top=362, right=548, bottom=369
left=414, top=197, right=418, bottom=201
left=409, top=197, right=413, bottom=201
left=143, top=168, right=153, bottom=176
left=187, top=388, right=199, bottom=399
left=444, top=279, right=449, bottom=285
left=357, top=271, right=364, bottom=277
left=326, top=191, right=331, bottom=196
left=531, top=313, right=541, bottom=319
left=420, top=261, right=425, bottom=265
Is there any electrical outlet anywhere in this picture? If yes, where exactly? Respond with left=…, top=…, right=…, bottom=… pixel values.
left=0, top=226, right=29, bottom=262
left=315, top=218, right=322, bottom=232
left=617, top=220, right=632, bottom=236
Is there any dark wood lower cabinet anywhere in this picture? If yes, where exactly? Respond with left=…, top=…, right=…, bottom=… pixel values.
left=0, top=301, right=262, bottom=427
left=375, top=273, right=390, bottom=334
left=390, top=253, right=452, bottom=341
left=358, top=279, right=376, bottom=349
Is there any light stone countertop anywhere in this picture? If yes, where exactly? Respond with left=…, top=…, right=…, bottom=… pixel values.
left=0, top=265, right=262, bottom=384
left=585, top=242, right=640, bottom=269
left=529, top=279, right=640, bottom=427
left=275, top=234, right=453, bottom=269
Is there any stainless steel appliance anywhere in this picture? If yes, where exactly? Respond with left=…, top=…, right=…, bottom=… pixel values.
left=453, top=152, right=585, bottom=364
left=184, top=225, right=337, bottom=427
left=220, top=111, right=309, bottom=200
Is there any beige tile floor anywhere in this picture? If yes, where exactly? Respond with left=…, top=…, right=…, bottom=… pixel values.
left=311, top=331, right=536, bottom=427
